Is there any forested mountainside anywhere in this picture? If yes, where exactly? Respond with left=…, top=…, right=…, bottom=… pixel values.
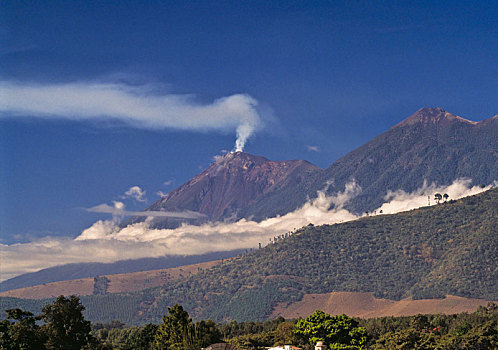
left=2, top=188, right=496, bottom=325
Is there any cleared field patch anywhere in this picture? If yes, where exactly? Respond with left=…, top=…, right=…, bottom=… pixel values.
left=271, top=292, right=495, bottom=319
left=0, top=260, right=220, bottom=299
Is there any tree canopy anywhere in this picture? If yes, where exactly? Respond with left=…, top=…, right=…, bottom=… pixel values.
left=0, top=295, right=94, bottom=350
left=294, top=310, right=367, bottom=349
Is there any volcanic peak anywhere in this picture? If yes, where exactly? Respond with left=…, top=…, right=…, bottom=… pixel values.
left=143, top=151, right=322, bottom=225
left=396, top=107, right=478, bottom=128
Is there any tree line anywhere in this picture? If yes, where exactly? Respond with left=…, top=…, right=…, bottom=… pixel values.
left=1, top=296, right=497, bottom=349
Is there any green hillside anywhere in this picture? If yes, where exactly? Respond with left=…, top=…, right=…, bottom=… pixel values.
left=2, top=188, right=497, bottom=325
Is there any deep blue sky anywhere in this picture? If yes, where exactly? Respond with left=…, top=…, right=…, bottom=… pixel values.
left=1, top=1, right=497, bottom=243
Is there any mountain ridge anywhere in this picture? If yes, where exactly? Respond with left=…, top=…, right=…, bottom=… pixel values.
left=394, top=107, right=479, bottom=127
left=130, top=107, right=497, bottom=224
left=2, top=187, right=496, bottom=324
left=246, top=107, right=498, bottom=219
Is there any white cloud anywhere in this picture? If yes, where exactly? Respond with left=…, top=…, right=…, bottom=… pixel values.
left=373, top=178, right=494, bottom=215
left=0, top=179, right=493, bottom=282
left=306, top=145, right=320, bottom=152
left=122, top=186, right=147, bottom=202
left=0, top=80, right=263, bottom=151
left=162, top=179, right=174, bottom=186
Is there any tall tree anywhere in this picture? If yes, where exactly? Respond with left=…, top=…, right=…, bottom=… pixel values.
left=434, top=193, right=442, bottom=204
left=153, top=304, right=192, bottom=350
left=153, top=305, right=221, bottom=349
left=40, top=295, right=93, bottom=350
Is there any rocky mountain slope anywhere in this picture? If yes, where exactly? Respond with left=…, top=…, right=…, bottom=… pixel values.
left=242, top=107, right=498, bottom=219
left=2, top=107, right=496, bottom=291
left=125, top=152, right=322, bottom=228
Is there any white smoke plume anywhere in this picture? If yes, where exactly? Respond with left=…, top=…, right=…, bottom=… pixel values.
left=0, top=179, right=493, bottom=282
left=0, top=81, right=262, bottom=151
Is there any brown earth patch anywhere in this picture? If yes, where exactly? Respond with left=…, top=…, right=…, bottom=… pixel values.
left=0, top=260, right=219, bottom=299
left=270, top=292, right=495, bottom=319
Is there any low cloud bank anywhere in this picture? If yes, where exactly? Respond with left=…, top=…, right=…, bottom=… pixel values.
left=376, top=179, right=493, bottom=214
left=0, top=179, right=493, bottom=282
left=0, top=80, right=262, bottom=151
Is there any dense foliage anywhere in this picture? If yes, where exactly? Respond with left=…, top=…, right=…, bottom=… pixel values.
left=294, top=310, right=367, bottom=349
left=0, top=295, right=97, bottom=350
left=91, top=304, right=498, bottom=348
left=2, top=298, right=497, bottom=349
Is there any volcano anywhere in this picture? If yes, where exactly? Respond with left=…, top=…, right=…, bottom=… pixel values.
left=125, top=152, right=323, bottom=228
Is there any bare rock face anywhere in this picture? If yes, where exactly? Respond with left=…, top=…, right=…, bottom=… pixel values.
left=129, top=152, right=322, bottom=228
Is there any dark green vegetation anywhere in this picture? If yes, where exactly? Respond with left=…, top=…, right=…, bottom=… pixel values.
left=137, top=188, right=496, bottom=324
left=2, top=188, right=496, bottom=325
left=153, top=304, right=221, bottom=349
left=222, top=304, right=498, bottom=350
left=0, top=295, right=96, bottom=350
left=93, top=276, right=110, bottom=295
left=294, top=310, right=367, bottom=348
left=4, top=298, right=496, bottom=349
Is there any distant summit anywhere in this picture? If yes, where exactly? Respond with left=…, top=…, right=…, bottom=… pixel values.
left=396, top=107, right=478, bottom=127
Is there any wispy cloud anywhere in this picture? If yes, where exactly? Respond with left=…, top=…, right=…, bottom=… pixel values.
left=85, top=203, right=206, bottom=219
left=0, top=80, right=264, bottom=151
left=0, top=179, right=492, bottom=282
left=163, top=179, right=174, bottom=186
left=0, top=44, right=39, bottom=57
left=306, top=145, right=320, bottom=152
